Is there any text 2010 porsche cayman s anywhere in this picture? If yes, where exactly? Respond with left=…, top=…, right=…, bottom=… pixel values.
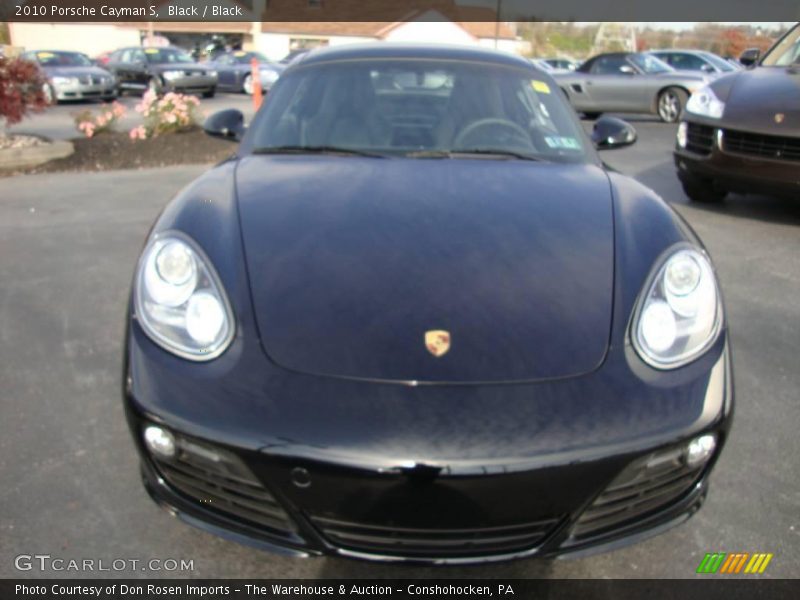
left=124, top=44, right=732, bottom=564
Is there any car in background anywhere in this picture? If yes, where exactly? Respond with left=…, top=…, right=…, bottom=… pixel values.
left=105, top=46, right=217, bottom=97
left=124, top=43, right=732, bottom=564
left=650, top=50, right=741, bottom=75
left=206, top=50, right=284, bottom=95
left=541, top=57, right=579, bottom=71
left=674, top=23, right=800, bottom=202
left=555, top=52, right=711, bottom=122
left=21, top=50, right=117, bottom=104
left=279, top=48, right=312, bottom=65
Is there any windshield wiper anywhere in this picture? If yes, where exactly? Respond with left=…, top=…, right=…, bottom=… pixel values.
left=252, top=145, right=386, bottom=158
left=406, top=149, right=540, bottom=161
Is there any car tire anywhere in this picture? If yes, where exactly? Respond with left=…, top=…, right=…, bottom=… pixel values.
left=657, top=87, right=688, bottom=123
left=203, top=87, right=216, bottom=98
left=583, top=112, right=602, bottom=120
left=681, top=177, right=726, bottom=203
left=242, top=74, right=254, bottom=95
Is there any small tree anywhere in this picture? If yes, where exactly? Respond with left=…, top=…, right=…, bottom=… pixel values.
left=0, top=56, right=48, bottom=139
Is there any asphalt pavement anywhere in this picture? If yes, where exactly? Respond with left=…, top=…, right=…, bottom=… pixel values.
left=1, top=104, right=798, bottom=579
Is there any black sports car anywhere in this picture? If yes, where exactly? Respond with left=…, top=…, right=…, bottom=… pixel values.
left=206, top=51, right=284, bottom=95
left=674, top=23, right=800, bottom=202
left=106, top=46, right=218, bottom=97
left=124, top=44, right=732, bottom=564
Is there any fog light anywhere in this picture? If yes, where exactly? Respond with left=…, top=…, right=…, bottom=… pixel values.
left=685, top=434, right=716, bottom=467
left=677, top=122, right=688, bottom=148
left=144, top=425, right=176, bottom=459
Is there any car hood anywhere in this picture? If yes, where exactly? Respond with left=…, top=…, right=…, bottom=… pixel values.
left=235, top=156, right=614, bottom=383
left=43, top=66, right=110, bottom=78
left=721, top=67, right=800, bottom=135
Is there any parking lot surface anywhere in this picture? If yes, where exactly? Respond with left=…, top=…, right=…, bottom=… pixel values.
left=1, top=101, right=798, bottom=578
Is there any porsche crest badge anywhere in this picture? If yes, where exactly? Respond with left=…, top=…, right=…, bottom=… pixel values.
left=425, top=330, right=451, bottom=357
left=775, top=113, right=785, bottom=124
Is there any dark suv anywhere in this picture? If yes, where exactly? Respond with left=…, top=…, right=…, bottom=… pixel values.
left=105, top=46, right=218, bottom=97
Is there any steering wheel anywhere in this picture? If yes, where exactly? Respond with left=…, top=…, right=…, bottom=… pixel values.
left=453, top=118, right=534, bottom=150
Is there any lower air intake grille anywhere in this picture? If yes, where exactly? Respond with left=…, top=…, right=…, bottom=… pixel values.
left=571, top=446, right=702, bottom=539
left=686, top=123, right=715, bottom=156
left=309, top=515, right=561, bottom=558
left=722, top=128, right=800, bottom=162
left=151, top=434, right=295, bottom=536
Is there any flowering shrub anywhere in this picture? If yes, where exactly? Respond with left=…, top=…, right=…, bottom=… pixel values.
left=0, top=56, right=48, bottom=135
left=73, top=101, right=127, bottom=138
left=131, top=90, right=202, bottom=140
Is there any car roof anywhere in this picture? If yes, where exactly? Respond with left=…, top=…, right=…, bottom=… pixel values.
left=291, top=42, right=533, bottom=70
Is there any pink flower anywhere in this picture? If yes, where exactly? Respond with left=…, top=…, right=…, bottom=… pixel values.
left=128, top=125, right=147, bottom=141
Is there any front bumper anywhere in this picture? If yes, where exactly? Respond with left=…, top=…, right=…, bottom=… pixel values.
left=163, top=75, right=217, bottom=93
left=674, top=120, right=800, bottom=198
left=124, top=317, right=733, bottom=564
left=53, top=82, right=117, bottom=101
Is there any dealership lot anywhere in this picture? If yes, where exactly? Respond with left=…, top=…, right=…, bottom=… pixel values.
left=1, top=98, right=798, bottom=577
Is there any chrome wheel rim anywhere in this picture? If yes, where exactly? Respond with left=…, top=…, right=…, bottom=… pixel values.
left=42, top=83, right=53, bottom=104
left=147, top=78, right=160, bottom=94
left=243, top=75, right=253, bottom=95
left=659, top=91, right=680, bottom=122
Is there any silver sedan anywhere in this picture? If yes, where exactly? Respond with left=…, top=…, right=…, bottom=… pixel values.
left=553, top=52, right=711, bottom=122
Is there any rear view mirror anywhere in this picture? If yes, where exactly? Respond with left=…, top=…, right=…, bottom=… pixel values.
left=204, top=109, right=245, bottom=142
left=592, top=116, right=637, bottom=150
left=739, top=48, right=760, bottom=67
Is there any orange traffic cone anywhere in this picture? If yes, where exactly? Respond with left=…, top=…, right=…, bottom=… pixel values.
left=251, top=57, right=263, bottom=110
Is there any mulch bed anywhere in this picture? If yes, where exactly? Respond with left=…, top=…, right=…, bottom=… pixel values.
left=0, top=128, right=236, bottom=177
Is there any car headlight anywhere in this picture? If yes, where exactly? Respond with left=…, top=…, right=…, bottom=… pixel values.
left=134, top=232, right=234, bottom=361
left=686, top=86, right=725, bottom=119
left=162, top=70, right=184, bottom=80
left=632, top=245, right=722, bottom=369
left=259, top=69, right=279, bottom=83
left=51, top=76, right=79, bottom=86
left=207, top=69, right=218, bottom=78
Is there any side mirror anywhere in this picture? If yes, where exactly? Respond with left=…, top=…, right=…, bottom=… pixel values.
left=739, top=48, right=760, bottom=67
left=591, top=116, right=637, bottom=150
left=619, top=65, right=635, bottom=75
left=204, top=109, right=245, bottom=142
left=701, top=63, right=715, bottom=73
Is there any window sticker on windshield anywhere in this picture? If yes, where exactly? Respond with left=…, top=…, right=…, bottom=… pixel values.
left=37, top=52, right=55, bottom=59
left=234, top=51, right=246, bottom=57
left=531, top=80, right=551, bottom=94
left=144, top=48, right=159, bottom=54
left=545, top=136, right=581, bottom=150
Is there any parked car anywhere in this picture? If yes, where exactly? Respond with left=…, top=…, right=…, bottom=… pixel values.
left=124, top=43, right=731, bottom=564
left=650, top=50, right=740, bottom=75
left=21, top=50, right=117, bottom=103
left=105, top=46, right=217, bottom=97
left=555, top=52, right=712, bottom=122
left=206, top=50, right=284, bottom=95
left=674, top=23, right=800, bottom=202
left=279, top=48, right=312, bottom=65
left=541, top=57, right=579, bottom=71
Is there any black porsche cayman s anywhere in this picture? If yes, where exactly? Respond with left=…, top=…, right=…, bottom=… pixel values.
left=124, top=44, right=733, bottom=564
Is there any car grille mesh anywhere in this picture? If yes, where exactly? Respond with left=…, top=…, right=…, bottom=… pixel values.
left=570, top=447, right=702, bottom=539
left=722, top=128, right=800, bottom=162
left=309, top=514, right=562, bottom=558
left=686, top=123, right=715, bottom=156
left=150, top=434, right=295, bottom=536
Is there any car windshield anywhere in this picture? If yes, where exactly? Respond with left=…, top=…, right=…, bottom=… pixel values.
left=144, top=48, right=194, bottom=64
left=761, top=25, right=800, bottom=66
left=32, top=51, right=92, bottom=67
left=247, top=59, right=589, bottom=163
left=701, top=52, right=737, bottom=72
left=630, top=53, right=673, bottom=74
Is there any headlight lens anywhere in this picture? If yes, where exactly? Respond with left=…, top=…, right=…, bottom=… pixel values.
left=632, top=246, right=722, bottom=368
left=162, top=70, right=183, bottom=80
left=207, top=69, right=218, bottom=77
left=51, top=76, right=79, bottom=86
left=260, top=68, right=279, bottom=83
left=135, top=233, right=234, bottom=360
left=686, top=86, right=725, bottom=119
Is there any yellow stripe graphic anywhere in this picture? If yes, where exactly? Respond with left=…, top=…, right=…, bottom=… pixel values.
left=758, top=554, right=773, bottom=574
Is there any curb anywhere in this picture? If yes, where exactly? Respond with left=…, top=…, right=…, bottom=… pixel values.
left=0, top=139, right=74, bottom=169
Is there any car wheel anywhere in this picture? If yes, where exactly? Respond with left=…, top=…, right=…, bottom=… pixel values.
left=681, top=178, right=726, bottom=203
left=657, top=87, right=687, bottom=123
left=203, top=87, right=216, bottom=99
left=42, top=83, right=56, bottom=105
left=583, top=112, right=601, bottom=120
left=242, top=74, right=254, bottom=95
